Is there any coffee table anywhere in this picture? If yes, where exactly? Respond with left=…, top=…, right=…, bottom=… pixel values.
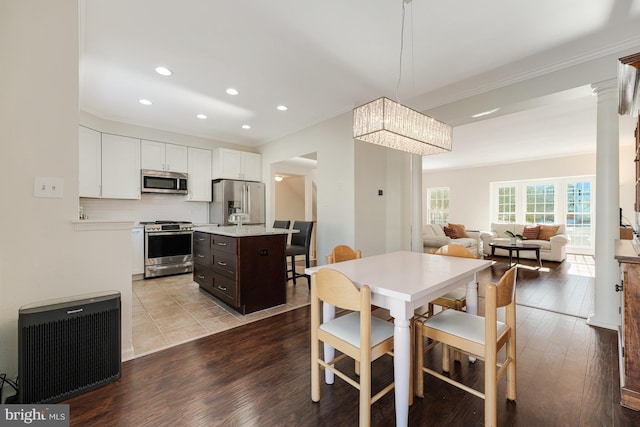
left=489, top=241, right=542, bottom=268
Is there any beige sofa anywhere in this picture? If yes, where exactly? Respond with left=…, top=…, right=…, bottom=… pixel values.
left=423, top=224, right=480, bottom=255
left=480, top=223, right=569, bottom=262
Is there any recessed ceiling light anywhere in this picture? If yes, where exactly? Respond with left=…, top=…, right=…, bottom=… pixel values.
left=155, top=66, right=172, bottom=76
left=226, top=88, right=239, bottom=95
left=471, top=108, right=500, bottom=118
left=277, top=105, right=288, bottom=111
left=274, top=175, right=284, bottom=182
left=242, top=124, right=251, bottom=129
left=196, top=114, right=207, bottom=119
left=139, top=99, right=152, bottom=105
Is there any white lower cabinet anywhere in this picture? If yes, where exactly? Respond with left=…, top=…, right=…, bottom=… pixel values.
left=101, top=134, right=141, bottom=199
left=131, top=227, right=144, bottom=276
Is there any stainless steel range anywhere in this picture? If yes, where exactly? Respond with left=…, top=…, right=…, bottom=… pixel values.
left=141, top=221, right=193, bottom=279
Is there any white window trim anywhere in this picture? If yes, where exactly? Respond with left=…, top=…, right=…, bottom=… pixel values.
left=490, top=176, right=595, bottom=254
left=426, top=187, right=450, bottom=225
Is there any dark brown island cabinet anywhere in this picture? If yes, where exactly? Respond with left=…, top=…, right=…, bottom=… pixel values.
left=193, top=228, right=287, bottom=314
left=615, top=239, right=640, bottom=411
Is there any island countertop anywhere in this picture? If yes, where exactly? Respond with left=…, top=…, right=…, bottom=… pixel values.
left=193, top=225, right=295, bottom=237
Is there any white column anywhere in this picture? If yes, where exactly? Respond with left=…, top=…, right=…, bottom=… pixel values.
left=588, top=78, right=620, bottom=330
left=411, top=154, right=423, bottom=252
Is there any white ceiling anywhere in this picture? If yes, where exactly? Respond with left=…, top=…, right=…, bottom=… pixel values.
left=79, top=0, right=640, bottom=171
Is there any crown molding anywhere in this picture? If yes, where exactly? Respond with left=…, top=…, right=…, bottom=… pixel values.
left=414, top=35, right=640, bottom=111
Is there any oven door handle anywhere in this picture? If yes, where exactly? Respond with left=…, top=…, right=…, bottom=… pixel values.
left=146, top=231, right=193, bottom=237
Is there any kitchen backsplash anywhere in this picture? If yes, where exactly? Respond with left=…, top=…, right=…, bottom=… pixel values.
left=80, top=194, right=210, bottom=224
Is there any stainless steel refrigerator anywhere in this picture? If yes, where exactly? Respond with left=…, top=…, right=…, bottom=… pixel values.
left=209, top=179, right=265, bottom=226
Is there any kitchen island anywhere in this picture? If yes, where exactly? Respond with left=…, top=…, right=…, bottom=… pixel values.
left=192, top=226, right=290, bottom=314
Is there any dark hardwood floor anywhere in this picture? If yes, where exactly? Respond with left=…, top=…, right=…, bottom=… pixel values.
left=483, top=254, right=595, bottom=318
left=64, top=256, right=639, bottom=426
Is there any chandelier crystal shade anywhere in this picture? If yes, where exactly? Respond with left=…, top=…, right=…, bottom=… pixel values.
left=353, top=97, right=453, bottom=156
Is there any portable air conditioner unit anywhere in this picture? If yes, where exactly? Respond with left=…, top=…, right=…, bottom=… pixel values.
left=18, top=291, right=121, bottom=403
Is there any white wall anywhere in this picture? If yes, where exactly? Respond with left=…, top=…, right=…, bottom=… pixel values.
left=260, top=112, right=414, bottom=264
left=354, top=140, right=412, bottom=256
left=355, top=141, right=388, bottom=255
left=274, top=177, right=305, bottom=223
left=0, top=1, right=134, bottom=379
left=423, top=153, right=596, bottom=230
left=422, top=146, right=635, bottom=233
left=260, top=113, right=358, bottom=263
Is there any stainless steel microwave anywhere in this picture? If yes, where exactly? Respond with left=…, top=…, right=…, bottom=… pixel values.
left=141, top=169, right=188, bottom=194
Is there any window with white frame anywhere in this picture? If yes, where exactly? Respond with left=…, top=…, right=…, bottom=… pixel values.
left=497, top=185, right=516, bottom=223
left=566, top=181, right=592, bottom=247
left=526, top=184, right=555, bottom=224
left=426, top=187, right=450, bottom=225
left=490, top=176, right=595, bottom=253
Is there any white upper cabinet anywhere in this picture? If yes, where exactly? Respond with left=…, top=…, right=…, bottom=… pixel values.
left=141, top=140, right=188, bottom=173
left=79, top=126, right=102, bottom=198
left=214, top=148, right=241, bottom=179
left=240, top=152, right=262, bottom=181
left=187, top=147, right=212, bottom=201
left=101, top=134, right=141, bottom=199
left=212, top=148, right=262, bottom=181
left=165, top=143, right=188, bottom=173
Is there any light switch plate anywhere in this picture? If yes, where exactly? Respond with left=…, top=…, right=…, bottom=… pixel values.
left=34, top=177, right=64, bottom=198
left=34, top=177, right=48, bottom=197
left=49, top=177, right=63, bottom=198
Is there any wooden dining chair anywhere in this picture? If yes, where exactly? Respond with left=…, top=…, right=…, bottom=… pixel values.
left=326, top=244, right=361, bottom=264
left=310, top=268, right=395, bottom=427
left=326, top=244, right=377, bottom=376
left=414, top=266, right=517, bottom=427
left=326, top=245, right=381, bottom=313
left=426, top=244, right=476, bottom=316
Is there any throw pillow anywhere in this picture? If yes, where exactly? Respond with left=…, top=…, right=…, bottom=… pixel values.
left=538, top=224, right=560, bottom=240
left=443, top=226, right=462, bottom=239
left=447, top=223, right=469, bottom=238
left=522, top=226, right=540, bottom=240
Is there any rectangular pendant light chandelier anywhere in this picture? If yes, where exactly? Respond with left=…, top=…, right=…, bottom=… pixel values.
left=353, top=97, right=453, bottom=156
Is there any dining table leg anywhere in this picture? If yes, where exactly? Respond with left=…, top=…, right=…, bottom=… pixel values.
left=466, top=272, right=479, bottom=363
left=322, top=303, right=335, bottom=384
left=466, top=274, right=478, bottom=315
left=393, top=317, right=411, bottom=427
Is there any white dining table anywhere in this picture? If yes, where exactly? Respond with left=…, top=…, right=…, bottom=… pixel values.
left=306, top=250, right=492, bottom=427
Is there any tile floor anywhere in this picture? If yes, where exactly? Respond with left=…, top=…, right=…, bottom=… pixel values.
left=131, top=271, right=311, bottom=358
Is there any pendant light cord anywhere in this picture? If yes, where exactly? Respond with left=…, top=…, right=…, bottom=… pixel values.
left=395, top=0, right=407, bottom=103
